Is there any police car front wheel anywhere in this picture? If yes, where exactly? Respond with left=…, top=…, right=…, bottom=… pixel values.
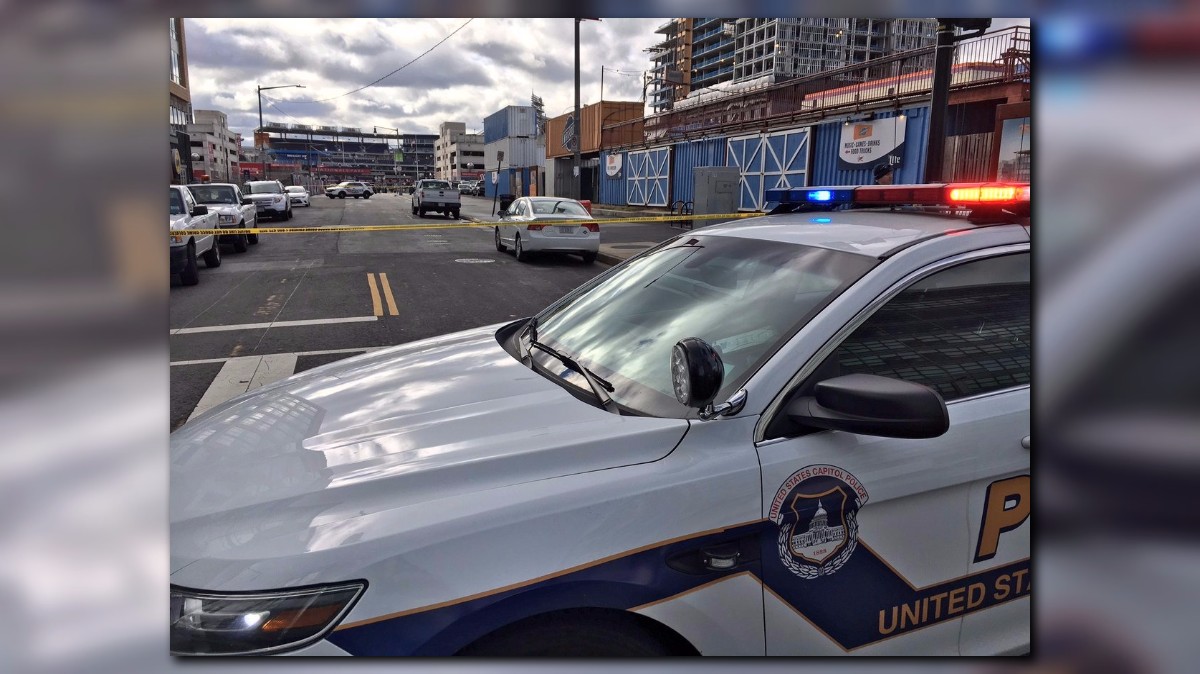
left=456, top=611, right=692, bottom=657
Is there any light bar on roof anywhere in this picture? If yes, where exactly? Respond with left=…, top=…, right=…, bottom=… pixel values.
left=764, top=187, right=855, bottom=205
left=770, top=183, right=1030, bottom=209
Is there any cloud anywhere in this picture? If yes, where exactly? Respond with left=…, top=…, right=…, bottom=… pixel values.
left=187, top=18, right=661, bottom=139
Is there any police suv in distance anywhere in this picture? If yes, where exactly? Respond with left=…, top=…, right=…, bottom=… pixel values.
left=171, top=183, right=1030, bottom=656
left=325, top=181, right=373, bottom=199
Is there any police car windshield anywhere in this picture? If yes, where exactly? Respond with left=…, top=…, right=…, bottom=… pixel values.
left=247, top=182, right=281, bottom=194
left=170, top=189, right=185, bottom=215
left=189, top=186, right=237, bottom=204
left=530, top=235, right=876, bottom=418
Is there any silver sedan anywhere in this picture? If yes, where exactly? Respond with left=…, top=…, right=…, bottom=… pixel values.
left=495, top=197, right=599, bottom=264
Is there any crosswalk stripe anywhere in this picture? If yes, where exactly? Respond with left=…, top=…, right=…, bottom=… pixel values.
left=171, top=316, right=378, bottom=335
left=186, top=354, right=300, bottom=422
left=171, top=347, right=382, bottom=367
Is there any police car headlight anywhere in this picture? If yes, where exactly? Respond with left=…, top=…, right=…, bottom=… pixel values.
left=218, top=214, right=236, bottom=224
left=170, top=582, right=365, bottom=655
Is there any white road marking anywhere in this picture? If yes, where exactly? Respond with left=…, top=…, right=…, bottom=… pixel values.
left=248, top=353, right=297, bottom=391
left=186, top=353, right=304, bottom=422
left=170, top=315, right=378, bottom=335
left=171, top=346, right=383, bottom=367
left=187, top=357, right=272, bottom=422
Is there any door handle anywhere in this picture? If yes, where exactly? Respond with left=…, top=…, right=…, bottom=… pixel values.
left=1021, top=436, right=1030, bottom=450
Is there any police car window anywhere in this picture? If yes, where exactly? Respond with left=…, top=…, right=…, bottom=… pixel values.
left=530, top=235, right=876, bottom=418
left=830, top=253, right=1030, bottom=401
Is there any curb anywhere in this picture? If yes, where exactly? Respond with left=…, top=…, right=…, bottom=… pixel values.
left=595, top=252, right=624, bottom=267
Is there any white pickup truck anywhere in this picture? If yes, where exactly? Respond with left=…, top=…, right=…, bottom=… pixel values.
left=169, top=184, right=222, bottom=286
left=410, top=179, right=460, bottom=219
left=187, top=182, right=259, bottom=252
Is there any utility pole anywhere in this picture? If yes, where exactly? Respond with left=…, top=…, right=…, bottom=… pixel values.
left=573, top=18, right=582, bottom=200
left=571, top=18, right=600, bottom=201
left=924, top=18, right=990, bottom=183
left=600, top=65, right=604, bottom=103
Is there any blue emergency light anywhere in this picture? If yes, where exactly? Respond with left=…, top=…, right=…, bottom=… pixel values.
left=764, top=187, right=856, bottom=206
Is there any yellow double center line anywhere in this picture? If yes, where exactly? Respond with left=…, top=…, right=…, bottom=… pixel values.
left=367, top=273, right=399, bottom=317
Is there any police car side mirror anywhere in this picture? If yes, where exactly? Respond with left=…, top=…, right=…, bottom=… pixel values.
left=787, top=374, right=949, bottom=439
left=242, top=198, right=253, bottom=206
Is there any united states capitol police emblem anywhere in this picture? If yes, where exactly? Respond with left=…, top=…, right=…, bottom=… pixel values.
left=769, top=464, right=870, bottom=580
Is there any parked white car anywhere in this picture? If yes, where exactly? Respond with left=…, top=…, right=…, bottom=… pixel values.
left=169, top=185, right=221, bottom=286
left=325, top=181, right=373, bottom=199
left=170, top=183, right=1030, bottom=657
left=285, top=186, right=311, bottom=207
left=244, top=180, right=292, bottom=221
left=187, top=183, right=259, bottom=251
left=496, top=197, right=600, bottom=264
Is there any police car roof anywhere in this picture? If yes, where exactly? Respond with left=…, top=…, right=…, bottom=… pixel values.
left=698, top=209, right=1025, bottom=259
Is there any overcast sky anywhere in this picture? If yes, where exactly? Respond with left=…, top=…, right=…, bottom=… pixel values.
left=185, top=18, right=664, bottom=141
left=186, top=17, right=1031, bottom=142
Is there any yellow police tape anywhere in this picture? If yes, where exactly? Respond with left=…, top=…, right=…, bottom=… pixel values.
left=181, top=211, right=764, bottom=237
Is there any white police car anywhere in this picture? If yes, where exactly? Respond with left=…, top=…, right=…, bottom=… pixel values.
left=171, top=183, right=1030, bottom=656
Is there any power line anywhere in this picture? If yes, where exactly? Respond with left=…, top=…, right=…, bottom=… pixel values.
left=283, top=19, right=474, bottom=104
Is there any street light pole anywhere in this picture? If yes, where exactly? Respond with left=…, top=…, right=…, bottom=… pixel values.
left=256, top=83, right=305, bottom=181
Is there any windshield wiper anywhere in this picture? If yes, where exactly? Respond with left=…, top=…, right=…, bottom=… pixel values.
left=521, top=318, right=617, bottom=412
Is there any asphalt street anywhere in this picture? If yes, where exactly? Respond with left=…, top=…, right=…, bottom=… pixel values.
left=169, top=193, right=686, bottom=430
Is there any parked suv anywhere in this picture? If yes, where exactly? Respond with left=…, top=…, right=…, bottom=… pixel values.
left=325, top=181, right=373, bottom=199
left=244, top=180, right=292, bottom=221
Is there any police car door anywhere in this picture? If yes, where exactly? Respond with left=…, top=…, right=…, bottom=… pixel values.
left=753, top=247, right=1030, bottom=655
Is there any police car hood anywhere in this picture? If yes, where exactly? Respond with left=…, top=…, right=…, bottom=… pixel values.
left=170, top=323, right=688, bottom=574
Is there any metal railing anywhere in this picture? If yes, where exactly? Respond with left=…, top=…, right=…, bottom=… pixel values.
left=603, top=26, right=1029, bottom=149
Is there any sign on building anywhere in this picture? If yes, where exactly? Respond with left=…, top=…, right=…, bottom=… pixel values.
left=605, top=153, right=623, bottom=178
left=837, top=117, right=906, bottom=171
left=562, top=116, right=577, bottom=153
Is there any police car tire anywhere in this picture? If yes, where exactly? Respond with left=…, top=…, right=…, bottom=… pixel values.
left=494, top=227, right=506, bottom=252
left=457, top=612, right=676, bottom=657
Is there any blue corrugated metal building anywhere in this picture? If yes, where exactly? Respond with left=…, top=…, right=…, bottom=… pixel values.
left=598, top=150, right=627, bottom=205
left=671, top=138, right=727, bottom=207
left=595, top=104, right=945, bottom=210
left=809, top=106, right=931, bottom=186
left=483, top=106, right=538, bottom=144
left=482, top=167, right=534, bottom=199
